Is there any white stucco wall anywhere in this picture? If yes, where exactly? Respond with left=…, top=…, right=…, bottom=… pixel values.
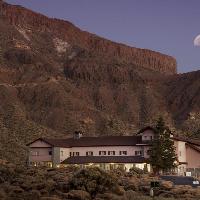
left=69, top=146, right=145, bottom=157
left=174, top=140, right=186, bottom=163
left=29, top=147, right=52, bottom=162
left=186, top=145, right=200, bottom=168
left=143, top=146, right=151, bottom=158
left=50, top=145, right=151, bottom=165
left=140, top=130, right=155, bottom=141
left=59, top=147, right=70, bottom=163
left=29, top=139, right=52, bottom=162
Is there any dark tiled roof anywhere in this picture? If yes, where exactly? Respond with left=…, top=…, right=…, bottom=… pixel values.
left=173, top=136, right=200, bottom=146
left=61, top=156, right=147, bottom=164
left=186, top=143, right=200, bottom=153
left=137, top=126, right=155, bottom=135
left=28, top=136, right=144, bottom=148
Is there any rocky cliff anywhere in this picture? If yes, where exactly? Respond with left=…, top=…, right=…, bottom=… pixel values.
left=0, top=0, right=199, bottom=163
left=0, top=0, right=177, bottom=74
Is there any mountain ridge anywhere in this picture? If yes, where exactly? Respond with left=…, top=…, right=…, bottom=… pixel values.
left=0, top=0, right=199, bottom=163
left=1, top=0, right=177, bottom=75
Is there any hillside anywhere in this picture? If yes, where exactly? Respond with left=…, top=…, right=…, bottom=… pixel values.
left=0, top=0, right=199, bottom=163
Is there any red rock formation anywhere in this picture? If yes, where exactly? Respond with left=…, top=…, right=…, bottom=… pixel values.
left=0, top=0, right=177, bottom=74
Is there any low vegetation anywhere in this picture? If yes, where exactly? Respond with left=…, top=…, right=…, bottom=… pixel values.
left=0, top=160, right=200, bottom=200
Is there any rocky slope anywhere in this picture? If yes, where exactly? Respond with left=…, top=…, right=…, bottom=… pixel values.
left=0, top=0, right=199, bottom=163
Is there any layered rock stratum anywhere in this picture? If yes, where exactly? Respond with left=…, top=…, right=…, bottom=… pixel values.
left=0, top=0, right=199, bottom=163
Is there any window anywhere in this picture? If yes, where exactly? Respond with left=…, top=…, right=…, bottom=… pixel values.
left=31, top=151, right=39, bottom=156
left=30, top=162, right=37, bottom=166
left=49, top=151, right=52, bottom=155
left=99, top=151, right=106, bottom=156
left=108, top=151, right=115, bottom=155
left=70, top=152, right=79, bottom=156
left=179, top=151, right=181, bottom=156
left=75, top=152, right=79, bottom=156
left=86, top=151, right=93, bottom=156
left=150, top=136, right=153, bottom=140
left=119, top=151, right=127, bottom=155
left=147, top=149, right=151, bottom=155
left=60, top=150, right=64, bottom=156
left=135, top=151, right=142, bottom=156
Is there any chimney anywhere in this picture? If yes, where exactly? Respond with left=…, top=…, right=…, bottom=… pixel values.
left=73, top=131, right=83, bottom=139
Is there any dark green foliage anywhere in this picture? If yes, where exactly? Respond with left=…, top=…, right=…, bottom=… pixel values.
left=129, top=166, right=148, bottom=175
left=150, top=181, right=160, bottom=188
left=4, top=48, right=35, bottom=65
left=68, top=167, right=119, bottom=198
left=194, top=129, right=200, bottom=138
left=149, top=117, right=177, bottom=174
left=143, top=164, right=149, bottom=174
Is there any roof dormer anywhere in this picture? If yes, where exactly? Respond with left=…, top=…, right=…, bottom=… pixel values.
left=137, top=126, right=155, bottom=141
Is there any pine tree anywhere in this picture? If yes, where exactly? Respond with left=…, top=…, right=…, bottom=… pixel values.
left=149, top=117, right=177, bottom=174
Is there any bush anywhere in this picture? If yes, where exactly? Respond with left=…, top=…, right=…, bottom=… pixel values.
left=68, top=167, right=119, bottom=198
left=67, top=190, right=91, bottom=200
left=4, top=48, right=35, bottom=65
left=129, top=166, right=147, bottom=175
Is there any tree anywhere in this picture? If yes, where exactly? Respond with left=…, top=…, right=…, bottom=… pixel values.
left=149, top=117, right=177, bottom=174
left=194, top=129, right=200, bottom=138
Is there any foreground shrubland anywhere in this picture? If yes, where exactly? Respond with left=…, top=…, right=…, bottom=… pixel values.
left=0, top=160, right=200, bottom=200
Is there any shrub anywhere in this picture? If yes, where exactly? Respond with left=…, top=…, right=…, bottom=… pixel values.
left=67, top=190, right=91, bottom=200
left=4, top=49, right=35, bottom=65
left=129, top=166, right=147, bottom=175
left=68, top=167, right=119, bottom=198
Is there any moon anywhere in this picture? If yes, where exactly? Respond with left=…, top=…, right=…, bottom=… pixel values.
left=194, top=34, right=200, bottom=46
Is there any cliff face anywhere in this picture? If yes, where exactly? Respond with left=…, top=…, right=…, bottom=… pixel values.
left=0, top=0, right=177, bottom=75
left=0, top=1, right=199, bottom=163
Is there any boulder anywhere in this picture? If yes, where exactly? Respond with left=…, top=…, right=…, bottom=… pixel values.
left=95, top=192, right=124, bottom=200
left=40, top=196, right=61, bottom=200
left=67, top=190, right=91, bottom=200
left=114, top=186, right=125, bottom=196
left=158, top=190, right=174, bottom=198
left=160, top=180, right=173, bottom=190
left=124, top=190, right=139, bottom=200
left=171, top=185, right=192, bottom=195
